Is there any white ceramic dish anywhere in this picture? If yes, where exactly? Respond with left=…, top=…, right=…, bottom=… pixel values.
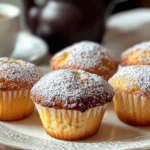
left=11, top=32, right=49, bottom=65
left=0, top=103, right=149, bottom=150
left=0, top=66, right=149, bottom=150
left=0, top=3, right=20, bottom=57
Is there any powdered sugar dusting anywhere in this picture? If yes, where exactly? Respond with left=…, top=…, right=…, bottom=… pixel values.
left=109, top=65, right=150, bottom=96
left=0, top=58, right=41, bottom=90
left=31, top=69, right=113, bottom=112
left=122, top=41, right=150, bottom=65
left=54, top=41, right=115, bottom=72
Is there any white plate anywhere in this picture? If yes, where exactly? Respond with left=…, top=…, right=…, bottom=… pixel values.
left=0, top=74, right=149, bottom=150
left=0, top=67, right=150, bottom=150
left=11, top=32, right=49, bottom=65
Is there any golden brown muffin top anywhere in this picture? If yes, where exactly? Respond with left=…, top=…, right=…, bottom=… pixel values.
left=51, top=41, right=116, bottom=79
left=0, top=58, right=41, bottom=91
left=31, top=69, right=114, bottom=112
left=121, top=41, right=150, bottom=66
left=109, top=65, right=150, bottom=96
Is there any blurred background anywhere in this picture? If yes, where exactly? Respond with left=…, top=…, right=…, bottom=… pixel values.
left=1, top=0, right=150, bottom=10
left=1, top=0, right=150, bottom=16
left=1, top=0, right=150, bottom=29
left=0, top=0, right=150, bottom=63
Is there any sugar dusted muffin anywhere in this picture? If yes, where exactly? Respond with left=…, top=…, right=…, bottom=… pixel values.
left=31, top=69, right=114, bottom=140
left=0, top=58, right=41, bottom=121
left=109, top=65, right=150, bottom=126
left=121, top=41, right=150, bottom=66
left=50, top=41, right=117, bottom=80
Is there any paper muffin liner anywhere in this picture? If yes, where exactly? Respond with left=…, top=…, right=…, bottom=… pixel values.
left=0, top=90, right=34, bottom=121
left=35, top=103, right=108, bottom=140
left=113, top=91, right=150, bottom=126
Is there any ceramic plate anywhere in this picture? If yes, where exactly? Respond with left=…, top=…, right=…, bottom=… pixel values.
left=0, top=66, right=149, bottom=150
left=0, top=102, right=150, bottom=150
left=11, top=32, right=49, bottom=65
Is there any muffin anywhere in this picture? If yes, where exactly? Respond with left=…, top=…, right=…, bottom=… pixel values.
left=121, top=41, right=150, bottom=66
left=0, top=58, right=41, bottom=121
left=50, top=41, right=117, bottom=80
left=31, top=69, right=113, bottom=140
left=109, top=65, right=150, bottom=126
